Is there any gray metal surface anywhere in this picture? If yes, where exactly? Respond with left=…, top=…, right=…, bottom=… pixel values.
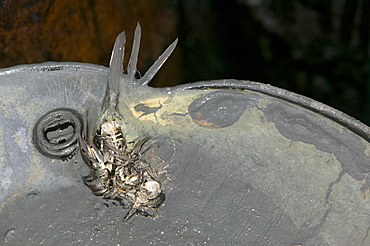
left=1, top=26, right=370, bottom=246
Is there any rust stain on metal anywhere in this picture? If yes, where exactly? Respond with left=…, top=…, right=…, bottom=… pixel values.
left=193, top=112, right=222, bottom=128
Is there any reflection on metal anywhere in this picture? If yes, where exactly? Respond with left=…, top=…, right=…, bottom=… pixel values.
left=1, top=24, right=370, bottom=245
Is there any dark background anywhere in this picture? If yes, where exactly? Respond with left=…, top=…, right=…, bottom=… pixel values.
left=1, top=0, right=369, bottom=125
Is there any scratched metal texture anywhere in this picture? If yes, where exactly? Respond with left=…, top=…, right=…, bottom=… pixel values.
left=0, top=61, right=370, bottom=246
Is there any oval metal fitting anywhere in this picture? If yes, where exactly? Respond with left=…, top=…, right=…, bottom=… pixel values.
left=33, top=108, right=82, bottom=159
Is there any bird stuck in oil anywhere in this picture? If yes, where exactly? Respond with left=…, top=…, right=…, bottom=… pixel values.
left=80, top=121, right=165, bottom=221
left=77, top=23, right=177, bottom=221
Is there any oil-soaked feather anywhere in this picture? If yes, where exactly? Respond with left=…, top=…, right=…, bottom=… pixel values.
left=127, top=23, right=141, bottom=81
left=138, top=38, right=178, bottom=85
left=109, top=31, right=125, bottom=74
left=104, top=31, right=126, bottom=114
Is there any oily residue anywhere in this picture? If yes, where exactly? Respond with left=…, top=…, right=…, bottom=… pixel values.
left=262, top=100, right=369, bottom=181
left=189, top=91, right=260, bottom=128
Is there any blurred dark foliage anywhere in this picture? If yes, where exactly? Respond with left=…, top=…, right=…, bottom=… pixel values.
left=0, top=0, right=369, bottom=125
left=178, top=0, right=370, bottom=125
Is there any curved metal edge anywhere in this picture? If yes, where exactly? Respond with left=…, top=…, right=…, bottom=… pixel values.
left=169, top=79, right=370, bottom=143
left=1, top=61, right=368, bottom=143
left=0, top=62, right=108, bottom=75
